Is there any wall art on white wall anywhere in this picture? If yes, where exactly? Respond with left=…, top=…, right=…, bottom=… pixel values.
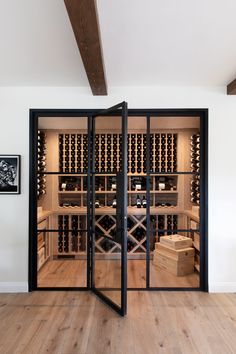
left=0, top=155, right=21, bottom=194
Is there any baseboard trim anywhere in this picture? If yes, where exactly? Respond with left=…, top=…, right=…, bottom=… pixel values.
left=0, top=282, right=28, bottom=293
left=209, top=282, right=236, bottom=293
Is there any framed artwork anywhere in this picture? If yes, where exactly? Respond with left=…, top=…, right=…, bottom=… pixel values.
left=0, top=155, right=21, bottom=194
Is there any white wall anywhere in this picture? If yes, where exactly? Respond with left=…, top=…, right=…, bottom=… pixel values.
left=0, top=85, right=235, bottom=292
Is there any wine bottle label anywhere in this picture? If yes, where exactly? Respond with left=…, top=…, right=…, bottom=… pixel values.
left=142, top=199, right=147, bottom=208
left=112, top=199, right=117, bottom=208
left=136, top=196, right=141, bottom=208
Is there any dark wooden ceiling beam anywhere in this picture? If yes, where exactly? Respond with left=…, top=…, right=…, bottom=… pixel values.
left=64, top=0, right=107, bottom=95
left=227, top=78, right=236, bottom=95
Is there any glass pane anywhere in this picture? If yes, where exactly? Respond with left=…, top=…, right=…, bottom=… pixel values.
left=37, top=228, right=87, bottom=288
left=38, top=117, right=88, bottom=173
left=150, top=116, right=200, bottom=173
left=93, top=115, right=123, bottom=307
left=149, top=116, right=201, bottom=288
left=37, top=116, right=88, bottom=288
left=126, top=117, right=147, bottom=288
left=127, top=177, right=147, bottom=288
left=149, top=227, right=200, bottom=288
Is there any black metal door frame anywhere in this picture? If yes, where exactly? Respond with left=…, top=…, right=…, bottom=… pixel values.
left=29, top=108, right=208, bottom=293
left=90, top=102, right=128, bottom=316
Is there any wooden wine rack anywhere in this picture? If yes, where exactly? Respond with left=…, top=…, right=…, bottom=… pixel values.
left=56, top=214, right=87, bottom=256
left=37, top=130, right=47, bottom=199
left=58, top=133, right=177, bottom=174
left=94, top=213, right=178, bottom=257
left=190, top=133, right=200, bottom=205
left=59, top=134, right=88, bottom=173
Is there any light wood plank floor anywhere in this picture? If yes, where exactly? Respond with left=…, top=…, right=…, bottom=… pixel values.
left=0, top=291, right=236, bottom=353
left=38, top=259, right=199, bottom=288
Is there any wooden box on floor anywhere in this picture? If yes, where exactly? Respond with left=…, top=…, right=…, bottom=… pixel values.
left=155, top=243, right=194, bottom=261
left=153, top=241, right=195, bottom=276
left=159, top=234, right=193, bottom=250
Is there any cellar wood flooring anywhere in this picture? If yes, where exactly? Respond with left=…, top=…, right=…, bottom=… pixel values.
left=38, top=259, right=199, bottom=288
left=0, top=291, right=236, bottom=353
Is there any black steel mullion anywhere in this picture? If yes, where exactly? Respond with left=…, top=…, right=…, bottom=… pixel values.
left=29, top=111, right=38, bottom=291
left=121, top=102, right=128, bottom=316
left=93, top=101, right=126, bottom=116
left=200, top=111, right=208, bottom=291
left=87, top=115, right=92, bottom=289
left=91, top=117, right=96, bottom=289
left=146, top=115, right=151, bottom=289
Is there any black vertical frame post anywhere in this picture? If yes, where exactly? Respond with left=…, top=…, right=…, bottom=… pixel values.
left=146, top=115, right=151, bottom=289
left=28, top=110, right=38, bottom=291
left=121, top=102, right=128, bottom=315
left=87, top=116, right=92, bottom=289
left=90, top=116, right=96, bottom=289
left=200, top=111, right=208, bottom=291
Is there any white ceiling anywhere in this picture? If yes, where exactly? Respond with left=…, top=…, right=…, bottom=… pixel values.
left=0, top=0, right=236, bottom=87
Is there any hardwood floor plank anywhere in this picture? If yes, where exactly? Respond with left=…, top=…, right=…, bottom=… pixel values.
left=38, top=259, right=199, bottom=289
left=1, top=292, right=236, bottom=354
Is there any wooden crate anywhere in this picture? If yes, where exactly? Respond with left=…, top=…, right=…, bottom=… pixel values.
left=155, top=242, right=194, bottom=261
left=153, top=249, right=194, bottom=276
left=160, top=234, right=192, bottom=250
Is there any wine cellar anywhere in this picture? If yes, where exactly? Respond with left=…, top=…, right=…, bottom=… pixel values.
left=33, top=110, right=207, bottom=294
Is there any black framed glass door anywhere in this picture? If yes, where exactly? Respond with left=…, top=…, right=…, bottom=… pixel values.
left=90, top=102, right=128, bottom=316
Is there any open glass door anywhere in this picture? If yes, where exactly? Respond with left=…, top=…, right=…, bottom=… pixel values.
left=90, top=102, right=128, bottom=316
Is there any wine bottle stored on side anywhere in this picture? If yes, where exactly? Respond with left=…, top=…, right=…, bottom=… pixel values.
left=142, top=196, right=147, bottom=208
left=112, top=195, right=117, bottom=208
left=136, top=195, right=141, bottom=208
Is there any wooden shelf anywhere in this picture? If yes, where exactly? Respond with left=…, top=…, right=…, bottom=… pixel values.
left=38, top=207, right=185, bottom=217
left=95, top=191, right=115, bottom=194
left=128, top=190, right=147, bottom=194
left=184, top=210, right=200, bottom=223
left=58, top=191, right=86, bottom=194
left=153, top=190, right=178, bottom=194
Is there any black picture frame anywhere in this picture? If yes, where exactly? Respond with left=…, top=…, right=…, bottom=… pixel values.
left=0, top=155, right=21, bottom=194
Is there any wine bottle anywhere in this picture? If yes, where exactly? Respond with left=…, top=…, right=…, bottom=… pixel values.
left=95, top=200, right=100, bottom=208
left=136, top=195, right=141, bottom=208
left=112, top=195, right=117, bottom=208
left=142, top=196, right=147, bottom=208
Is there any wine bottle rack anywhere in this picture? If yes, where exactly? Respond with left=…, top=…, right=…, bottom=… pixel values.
left=37, top=130, right=47, bottom=199
left=150, top=214, right=179, bottom=240
left=150, top=133, right=177, bottom=173
left=94, top=213, right=178, bottom=255
left=58, top=133, right=177, bottom=174
left=59, top=134, right=88, bottom=173
left=57, top=214, right=87, bottom=255
left=190, top=134, right=200, bottom=205
left=95, top=214, right=147, bottom=255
